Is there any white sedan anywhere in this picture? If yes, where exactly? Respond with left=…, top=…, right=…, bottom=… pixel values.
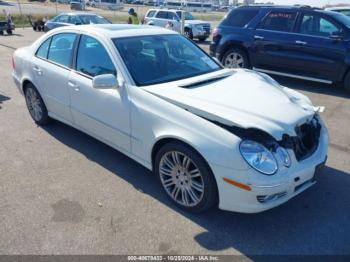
left=12, top=25, right=329, bottom=213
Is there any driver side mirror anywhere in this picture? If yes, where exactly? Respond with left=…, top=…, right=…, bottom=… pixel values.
left=92, top=74, right=118, bottom=89
left=330, top=31, right=345, bottom=41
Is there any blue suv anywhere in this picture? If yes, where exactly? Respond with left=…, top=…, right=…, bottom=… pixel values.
left=210, top=5, right=350, bottom=93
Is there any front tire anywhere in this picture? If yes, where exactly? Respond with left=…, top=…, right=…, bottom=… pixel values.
left=155, top=142, right=218, bottom=213
left=221, top=48, right=249, bottom=69
left=184, top=28, right=193, bottom=40
left=197, top=36, right=207, bottom=42
left=344, top=71, right=350, bottom=94
left=6, top=29, right=12, bottom=35
left=24, top=84, right=51, bottom=125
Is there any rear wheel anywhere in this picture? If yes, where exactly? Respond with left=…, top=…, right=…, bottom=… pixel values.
left=6, top=29, right=12, bottom=35
left=221, top=48, right=249, bottom=69
left=155, top=142, right=218, bottom=213
left=24, top=84, right=51, bottom=125
left=344, top=71, right=350, bottom=94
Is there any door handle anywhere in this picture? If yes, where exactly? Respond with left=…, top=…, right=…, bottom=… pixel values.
left=254, top=35, right=264, bottom=40
left=33, top=66, right=42, bottom=75
left=295, top=40, right=307, bottom=45
left=68, top=81, right=79, bottom=91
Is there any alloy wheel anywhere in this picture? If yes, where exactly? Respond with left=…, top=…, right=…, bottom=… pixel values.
left=224, top=52, right=245, bottom=68
left=25, top=88, right=43, bottom=122
left=159, top=151, right=204, bottom=207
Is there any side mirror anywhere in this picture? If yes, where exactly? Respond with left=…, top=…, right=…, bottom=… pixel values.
left=330, top=32, right=345, bottom=41
left=92, top=74, right=118, bottom=89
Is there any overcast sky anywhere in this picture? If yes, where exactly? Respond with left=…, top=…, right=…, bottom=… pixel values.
left=258, top=0, right=349, bottom=7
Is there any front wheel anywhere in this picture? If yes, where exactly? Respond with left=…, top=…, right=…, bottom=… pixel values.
left=6, top=29, right=12, bottom=35
left=344, top=71, right=350, bottom=94
left=24, top=84, right=51, bottom=125
left=197, top=36, right=207, bottom=42
left=221, top=48, right=249, bottom=69
left=155, top=142, right=218, bottom=212
left=183, top=28, right=193, bottom=40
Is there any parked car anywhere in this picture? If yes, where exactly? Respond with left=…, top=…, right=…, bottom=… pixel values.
left=144, top=9, right=211, bottom=41
left=70, top=0, right=86, bottom=10
left=325, top=6, right=350, bottom=17
left=210, top=5, right=350, bottom=93
left=0, top=18, right=15, bottom=35
left=44, top=13, right=111, bottom=32
left=12, top=24, right=328, bottom=213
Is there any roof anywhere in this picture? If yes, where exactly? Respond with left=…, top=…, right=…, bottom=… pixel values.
left=58, top=24, right=178, bottom=38
left=58, top=12, right=99, bottom=16
left=325, top=6, right=350, bottom=11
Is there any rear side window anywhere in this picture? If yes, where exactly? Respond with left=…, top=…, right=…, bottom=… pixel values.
left=47, top=33, right=76, bottom=67
left=259, top=11, right=297, bottom=32
left=156, top=11, right=168, bottom=19
left=146, top=10, right=156, bottom=17
left=55, top=15, right=69, bottom=23
left=36, top=37, right=51, bottom=59
left=76, top=35, right=116, bottom=77
left=222, top=8, right=259, bottom=27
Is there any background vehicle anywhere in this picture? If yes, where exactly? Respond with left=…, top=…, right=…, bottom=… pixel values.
left=70, top=0, right=86, bottom=10
left=210, top=5, right=350, bottom=93
left=144, top=9, right=211, bottom=41
left=0, top=18, right=15, bottom=35
left=44, top=13, right=111, bottom=31
left=325, top=6, right=350, bottom=17
left=89, top=0, right=123, bottom=10
left=12, top=24, right=328, bottom=213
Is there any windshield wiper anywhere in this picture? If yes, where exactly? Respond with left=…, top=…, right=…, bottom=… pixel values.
left=178, top=69, right=234, bottom=88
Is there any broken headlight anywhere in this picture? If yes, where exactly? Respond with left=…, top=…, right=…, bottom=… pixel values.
left=240, top=140, right=278, bottom=175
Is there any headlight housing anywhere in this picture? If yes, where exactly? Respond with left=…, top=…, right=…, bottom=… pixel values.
left=240, top=140, right=278, bottom=175
left=276, top=146, right=291, bottom=167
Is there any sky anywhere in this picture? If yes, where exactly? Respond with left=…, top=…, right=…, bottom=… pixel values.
left=258, top=0, right=350, bottom=7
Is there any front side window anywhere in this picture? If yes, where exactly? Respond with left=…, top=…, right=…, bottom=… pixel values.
left=36, top=37, right=51, bottom=59
left=222, top=8, right=259, bottom=27
left=299, top=14, right=341, bottom=36
left=47, top=33, right=76, bottom=67
left=259, top=11, right=297, bottom=32
left=76, top=35, right=116, bottom=77
left=113, top=34, right=221, bottom=86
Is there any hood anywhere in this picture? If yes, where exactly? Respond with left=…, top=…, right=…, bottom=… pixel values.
left=141, top=69, right=322, bottom=141
left=185, top=20, right=210, bottom=25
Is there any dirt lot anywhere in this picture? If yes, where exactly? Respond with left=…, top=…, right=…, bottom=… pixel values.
left=0, top=28, right=350, bottom=256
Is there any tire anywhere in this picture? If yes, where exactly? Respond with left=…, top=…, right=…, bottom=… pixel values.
left=344, top=71, right=350, bottom=94
left=184, top=28, right=193, bottom=40
left=6, top=29, right=12, bottom=35
left=197, top=37, right=207, bottom=42
left=0, top=31, right=3, bottom=36
left=155, top=142, right=218, bottom=213
left=24, top=84, right=51, bottom=125
left=221, top=47, right=249, bottom=69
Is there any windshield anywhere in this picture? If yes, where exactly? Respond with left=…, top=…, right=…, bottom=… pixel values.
left=113, top=35, right=221, bottom=86
left=176, top=11, right=195, bottom=20
left=334, top=9, right=350, bottom=17
left=79, top=15, right=111, bottom=24
left=333, top=12, right=350, bottom=29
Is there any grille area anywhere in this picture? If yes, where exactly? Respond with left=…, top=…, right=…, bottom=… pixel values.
left=281, top=116, right=321, bottom=161
left=201, top=24, right=211, bottom=34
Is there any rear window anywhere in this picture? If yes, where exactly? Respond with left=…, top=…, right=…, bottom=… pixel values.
left=258, top=11, right=297, bottom=32
left=146, top=10, right=156, bottom=18
left=222, top=8, right=259, bottom=27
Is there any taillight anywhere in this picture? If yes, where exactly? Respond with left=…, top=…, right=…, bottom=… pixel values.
left=212, top=28, right=219, bottom=38
left=12, top=55, right=15, bottom=70
left=212, top=28, right=221, bottom=43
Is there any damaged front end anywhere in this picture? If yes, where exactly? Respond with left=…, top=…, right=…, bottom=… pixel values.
left=208, top=114, right=322, bottom=163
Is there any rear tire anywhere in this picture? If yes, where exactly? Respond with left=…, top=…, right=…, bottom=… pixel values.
left=24, top=84, right=51, bottom=125
left=221, top=47, right=249, bottom=69
left=6, top=29, right=12, bottom=35
left=344, top=71, right=350, bottom=94
left=155, top=142, right=218, bottom=213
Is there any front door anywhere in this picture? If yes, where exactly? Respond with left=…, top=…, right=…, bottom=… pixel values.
left=68, top=35, right=131, bottom=152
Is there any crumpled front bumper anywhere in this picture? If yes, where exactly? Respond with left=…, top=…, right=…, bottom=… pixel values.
left=210, top=122, right=329, bottom=213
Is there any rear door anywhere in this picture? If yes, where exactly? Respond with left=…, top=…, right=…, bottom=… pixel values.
left=290, top=12, right=349, bottom=82
left=251, top=10, right=300, bottom=73
left=153, top=11, right=170, bottom=27
left=31, top=33, right=77, bottom=122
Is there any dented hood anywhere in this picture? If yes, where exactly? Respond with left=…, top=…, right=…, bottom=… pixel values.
left=141, top=69, right=320, bottom=140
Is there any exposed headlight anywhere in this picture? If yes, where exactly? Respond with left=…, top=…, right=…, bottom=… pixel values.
left=276, top=146, right=291, bottom=167
left=240, top=140, right=278, bottom=175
